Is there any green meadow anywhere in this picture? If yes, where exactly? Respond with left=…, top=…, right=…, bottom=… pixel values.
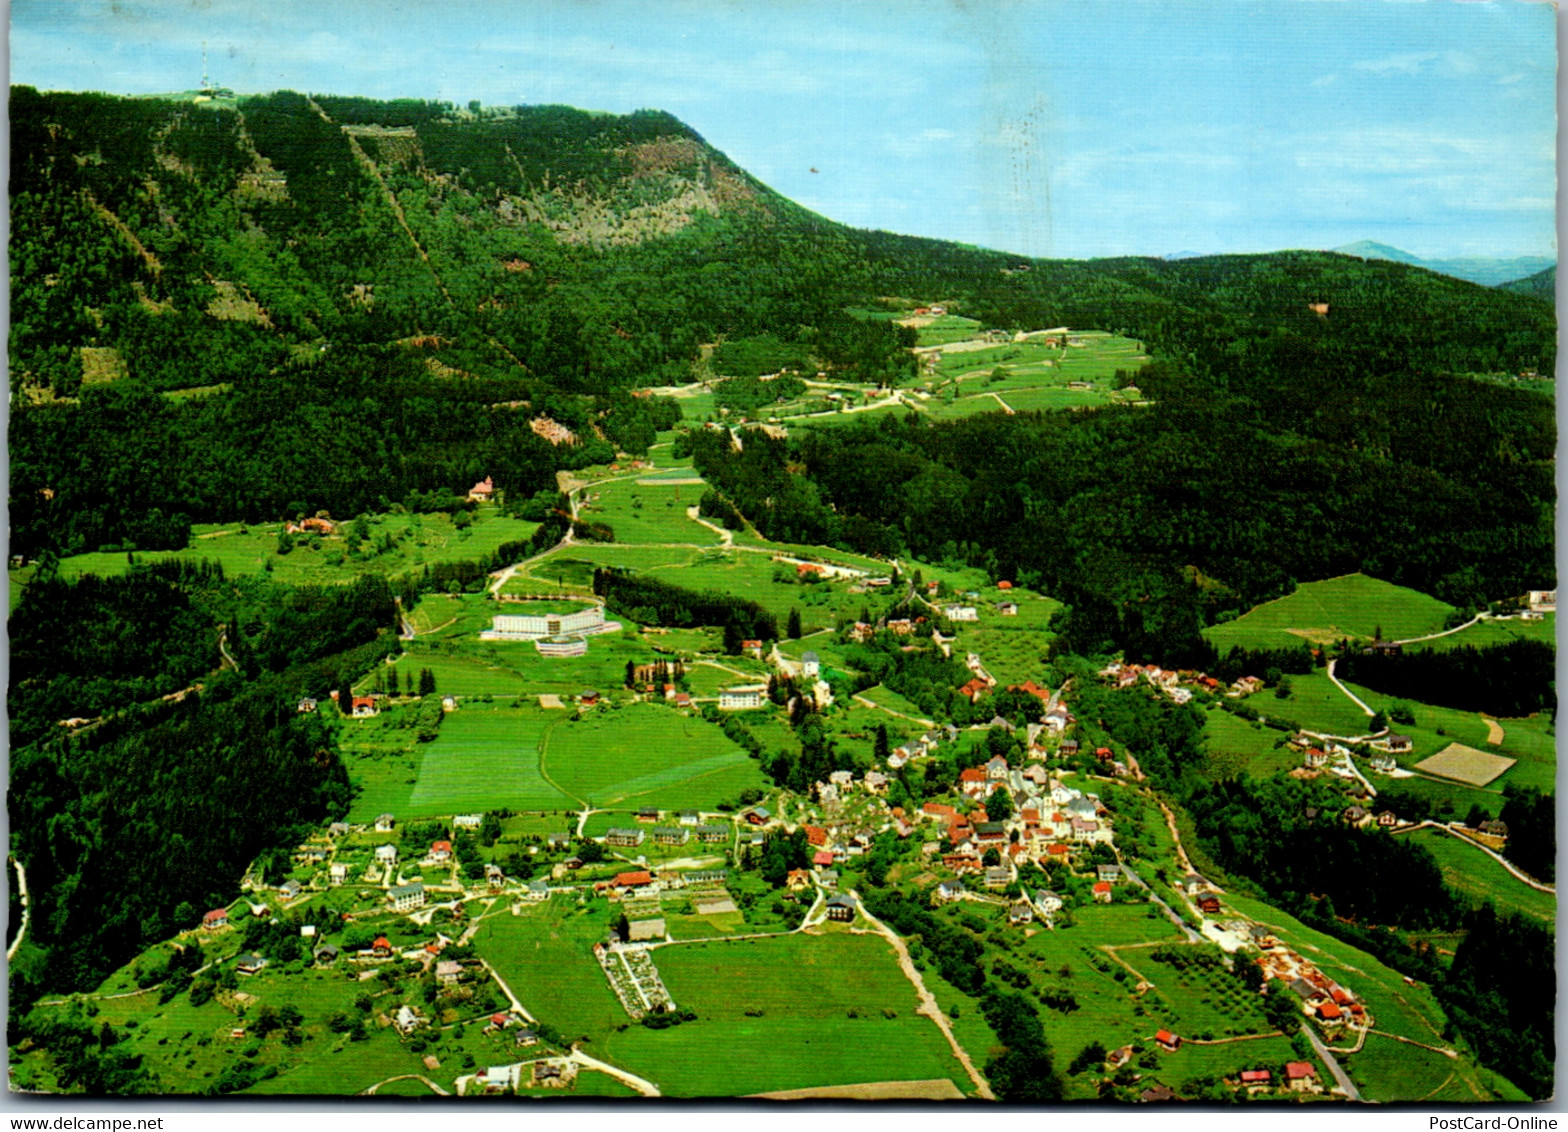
left=575, top=478, right=719, bottom=546
left=406, top=707, right=569, bottom=815
left=599, top=932, right=969, bottom=1096
left=1205, top=573, right=1455, bottom=652
left=542, top=704, right=767, bottom=810
left=1403, top=829, right=1556, bottom=924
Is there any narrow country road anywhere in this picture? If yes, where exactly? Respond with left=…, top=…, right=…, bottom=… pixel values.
left=8, top=859, right=29, bottom=962
left=570, top=1047, right=661, bottom=1096
left=1305, top=1024, right=1363, bottom=1101
left=1392, top=613, right=1486, bottom=646
left=1117, top=860, right=1200, bottom=943
left=363, top=1073, right=450, bottom=1097
left=1325, top=659, right=1375, bottom=716
left=856, top=895, right=995, bottom=1100
left=1391, top=821, right=1555, bottom=894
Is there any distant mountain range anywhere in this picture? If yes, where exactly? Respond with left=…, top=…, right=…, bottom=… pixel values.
left=1331, top=240, right=1555, bottom=289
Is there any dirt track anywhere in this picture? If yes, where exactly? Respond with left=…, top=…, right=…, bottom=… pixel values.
left=750, top=1079, right=965, bottom=1100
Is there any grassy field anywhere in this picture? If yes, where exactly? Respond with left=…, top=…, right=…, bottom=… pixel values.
left=1261, top=669, right=1377, bottom=736
left=575, top=478, right=719, bottom=546
left=472, top=899, right=626, bottom=1044
left=542, top=704, right=767, bottom=810
left=1403, top=829, right=1556, bottom=924
left=405, top=707, right=573, bottom=815
left=597, top=932, right=969, bottom=1096
left=17, top=508, right=541, bottom=596
left=1205, top=574, right=1456, bottom=652
left=1201, top=709, right=1299, bottom=779
left=644, top=552, right=864, bottom=633
left=1416, top=614, right=1556, bottom=652
left=854, top=684, right=933, bottom=722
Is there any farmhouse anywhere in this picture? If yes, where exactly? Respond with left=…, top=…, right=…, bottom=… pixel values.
left=236, top=953, right=268, bottom=976
left=329, top=863, right=349, bottom=885
left=1093, top=881, right=1113, bottom=904
left=375, top=814, right=396, bottom=832
left=202, top=908, right=229, bottom=930
left=613, top=870, right=656, bottom=893
left=1155, top=1029, right=1181, bottom=1052
left=1285, top=1062, right=1319, bottom=1092
left=802, top=651, right=821, bottom=677
left=825, top=894, right=857, bottom=922
left=429, top=840, right=453, bottom=862
left=1386, top=734, right=1413, bottom=753
left=375, top=844, right=398, bottom=864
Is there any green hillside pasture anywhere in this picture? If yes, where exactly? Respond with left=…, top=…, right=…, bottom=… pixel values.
left=473, top=899, right=626, bottom=1043
left=854, top=683, right=932, bottom=723
left=674, top=390, right=717, bottom=421
left=575, top=479, right=720, bottom=546
left=725, top=536, right=891, bottom=576
left=1201, top=709, right=1298, bottom=779
left=511, top=544, right=698, bottom=593
left=682, top=659, right=771, bottom=697
left=1256, top=669, right=1375, bottom=737
left=443, top=632, right=651, bottom=701
left=404, top=593, right=498, bottom=639
left=1005, top=904, right=1187, bottom=1099
left=1221, top=892, right=1517, bottom=1102
left=50, top=509, right=540, bottom=589
left=645, top=553, right=863, bottom=633
left=1333, top=679, right=1554, bottom=794
left=405, top=708, right=571, bottom=816
left=826, top=701, right=922, bottom=765
left=340, top=715, right=425, bottom=822
left=915, top=313, right=984, bottom=347
left=1149, top=1035, right=1304, bottom=1095
left=391, top=650, right=528, bottom=698
left=1337, top=1033, right=1499, bottom=1104
left=1403, top=829, right=1555, bottom=925
left=543, top=704, right=766, bottom=810
left=598, top=933, right=967, bottom=1096
left=1416, top=613, right=1556, bottom=652
left=1204, top=574, right=1455, bottom=652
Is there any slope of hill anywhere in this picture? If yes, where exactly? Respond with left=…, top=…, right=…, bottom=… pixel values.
left=1499, top=264, right=1556, bottom=302
left=1333, top=240, right=1554, bottom=287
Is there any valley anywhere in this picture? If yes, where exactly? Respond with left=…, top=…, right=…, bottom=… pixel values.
left=5, top=86, right=1555, bottom=1105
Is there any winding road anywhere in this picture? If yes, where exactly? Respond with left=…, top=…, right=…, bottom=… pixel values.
left=8, top=859, right=29, bottom=962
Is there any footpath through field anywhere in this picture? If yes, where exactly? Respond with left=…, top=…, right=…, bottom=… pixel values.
left=855, top=897, right=994, bottom=1099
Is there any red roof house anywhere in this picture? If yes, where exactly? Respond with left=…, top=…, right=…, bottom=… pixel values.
left=997, top=580, right=1013, bottom=590
left=1240, top=1069, right=1271, bottom=1084
left=959, top=678, right=989, bottom=702
left=1155, top=1029, right=1180, bottom=1051
left=1011, top=681, right=1052, bottom=704
left=202, top=908, right=229, bottom=929
left=804, top=825, right=828, bottom=847
left=812, top=850, right=833, bottom=866
left=1093, top=880, right=1113, bottom=903
left=613, top=871, right=654, bottom=889
left=1317, top=1001, right=1343, bottom=1021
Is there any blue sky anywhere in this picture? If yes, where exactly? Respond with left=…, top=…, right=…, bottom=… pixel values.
left=10, top=0, right=1558, bottom=259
